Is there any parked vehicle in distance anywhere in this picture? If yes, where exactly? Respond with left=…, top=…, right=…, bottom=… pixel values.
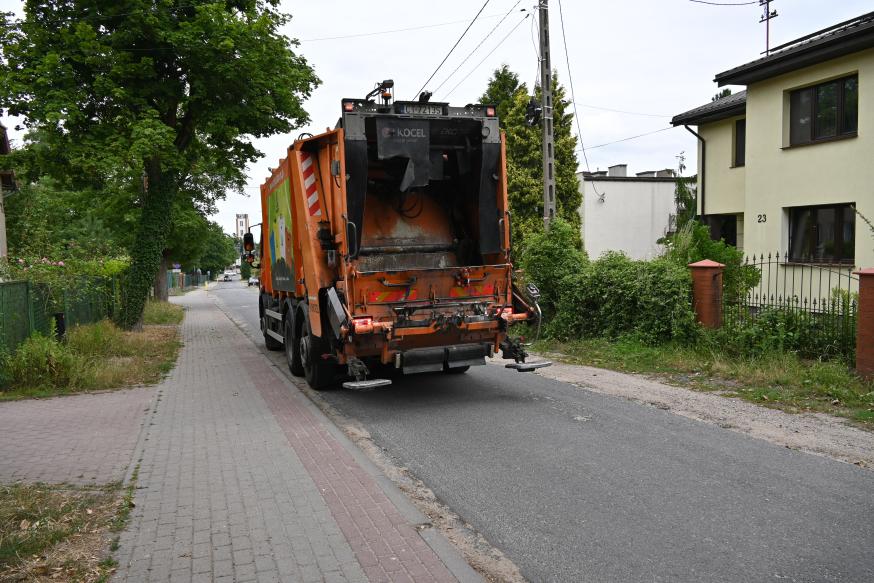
left=248, top=277, right=259, bottom=287
left=223, top=271, right=233, bottom=281
left=248, top=80, right=549, bottom=390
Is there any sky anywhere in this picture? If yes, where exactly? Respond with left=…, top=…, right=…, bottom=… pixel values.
left=1, top=0, right=871, bottom=235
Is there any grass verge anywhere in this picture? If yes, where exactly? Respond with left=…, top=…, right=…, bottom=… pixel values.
left=0, top=483, right=122, bottom=582
left=143, top=300, right=184, bottom=325
left=534, top=336, right=874, bottom=428
left=0, top=313, right=182, bottom=400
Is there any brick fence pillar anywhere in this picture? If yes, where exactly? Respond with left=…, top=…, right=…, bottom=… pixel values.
left=854, top=268, right=874, bottom=379
left=688, top=259, right=725, bottom=329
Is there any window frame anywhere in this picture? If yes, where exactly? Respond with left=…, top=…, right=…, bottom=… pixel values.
left=788, top=74, right=858, bottom=147
left=787, top=203, right=856, bottom=265
left=733, top=118, right=746, bottom=167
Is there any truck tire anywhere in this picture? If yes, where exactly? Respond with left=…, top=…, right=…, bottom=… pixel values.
left=285, top=313, right=304, bottom=377
left=261, top=297, right=283, bottom=351
left=299, top=307, right=335, bottom=390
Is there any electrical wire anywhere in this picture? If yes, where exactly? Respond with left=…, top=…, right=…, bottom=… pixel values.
left=688, top=0, right=757, bottom=5
left=555, top=0, right=601, bottom=195
left=577, top=104, right=671, bottom=118
left=413, top=0, right=493, bottom=99
left=579, top=126, right=676, bottom=151
left=300, top=13, right=505, bottom=42
left=433, top=0, right=523, bottom=96
left=443, top=13, right=531, bottom=99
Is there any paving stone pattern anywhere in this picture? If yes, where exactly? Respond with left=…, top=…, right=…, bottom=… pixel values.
left=113, top=292, right=460, bottom=582
left=0, top=386, right=155, bottom=485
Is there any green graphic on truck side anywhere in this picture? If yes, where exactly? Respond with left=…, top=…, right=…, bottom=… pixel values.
left=267, top=177, right=294, bottom=291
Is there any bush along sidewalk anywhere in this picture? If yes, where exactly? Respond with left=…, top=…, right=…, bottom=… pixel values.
left=519, top=218, right=874, bottom=429
left=0, top=301, right=183, bottom=400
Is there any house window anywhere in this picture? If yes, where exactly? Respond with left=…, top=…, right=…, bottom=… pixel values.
left=704, top=214, right=738, bottom=247
left=789, top=75, right=858, bottom=146
left=788, top=203, right=855, bottom=263
left=734, top=119, right=745, bottom=167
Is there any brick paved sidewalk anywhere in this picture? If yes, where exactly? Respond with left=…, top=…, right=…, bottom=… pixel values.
left=113, top=290, right=478, bottom=583
left=0, top=386, right=155, bottom=485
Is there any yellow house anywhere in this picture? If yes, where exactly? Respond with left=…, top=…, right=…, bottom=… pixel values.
left=672, top=11, right=874, bottom=272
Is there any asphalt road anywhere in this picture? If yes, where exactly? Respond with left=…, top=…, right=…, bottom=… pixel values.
left=209, top=280, right=874, bottom=583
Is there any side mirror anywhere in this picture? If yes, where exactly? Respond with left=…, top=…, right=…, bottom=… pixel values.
left=243, top=232, right=255, bottom=252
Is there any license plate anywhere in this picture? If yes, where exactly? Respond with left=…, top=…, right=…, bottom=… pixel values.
left=399, top=104, right=444, bottom=116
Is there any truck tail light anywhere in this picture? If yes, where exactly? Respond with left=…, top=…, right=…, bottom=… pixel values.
left=485, top=106, right=496, bottom=117
left=352, top=317, right=373, bottom=334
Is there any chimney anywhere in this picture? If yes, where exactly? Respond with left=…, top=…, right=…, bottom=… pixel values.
left=636, top=170, right=656, bottom=178
left=607, top=164, right=627, bottom=177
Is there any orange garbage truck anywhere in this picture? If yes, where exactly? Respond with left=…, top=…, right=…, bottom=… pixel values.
left=246, top=81, right=549, bottom=390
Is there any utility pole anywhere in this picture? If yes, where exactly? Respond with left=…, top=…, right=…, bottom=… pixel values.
left=760, top=0, right=778, bottom=56
left=538, top=0, right=556, bottom=228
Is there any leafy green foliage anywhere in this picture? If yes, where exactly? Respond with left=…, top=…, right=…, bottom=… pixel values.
left=4, top=333, right=85, bottom=389
left=143, top=300, right=184, bottom=325
left=672, top=153, right=696, bottom=233
left=662, top=221, right=758, bottom=301
left=549, top=252, right=697, bottom=344
left=481, top=67, right=582, bottom=249
left=197, top=222, right=238, bottom=278
left=240, top=261, right=252, bottom=280
left=1, top=0, right=319, bottom=328
left=518, top=218, right=587, bottom=317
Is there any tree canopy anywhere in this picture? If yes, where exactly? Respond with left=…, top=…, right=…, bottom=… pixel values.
left=480, top=65, right=582, bottom=250
left=1, top=0, right=319, bottom=326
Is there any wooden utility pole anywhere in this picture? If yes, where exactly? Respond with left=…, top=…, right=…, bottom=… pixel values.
left=538, top=0, right=556, bottom=228
left=760, top=0, right=778, bottom=55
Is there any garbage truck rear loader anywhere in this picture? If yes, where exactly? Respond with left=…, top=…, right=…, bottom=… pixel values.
left=248, top=81, right=548, bottom=390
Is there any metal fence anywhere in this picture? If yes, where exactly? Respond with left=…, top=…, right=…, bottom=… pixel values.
left=722, top=252, right=858, bottom=360
left=167, top=271, right=207, bottom=295
left=0, top=276, right=119, bottom=356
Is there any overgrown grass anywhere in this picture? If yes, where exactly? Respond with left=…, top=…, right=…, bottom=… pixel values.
left=0, top=483, right=121, bottom=582
left=142, top=300, right=184, bottom=325
left=0, top=319, right=181, bottom=400
left=534, top=336, right=874, bottom=427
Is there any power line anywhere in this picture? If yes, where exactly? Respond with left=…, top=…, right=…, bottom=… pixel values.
left=299, top=14, right=505, bottom=42
left=433, top=1, right=523, bottom=96
left=443, top=13, right=531, bottom=99
left=555, top=0, right=599, bottom=187
left=688, top=0, right=757, bottom=5
left=413, top=0, right=493, bottom=99
left=581, top=126, right=676, bottom=151
left=576, top=104, right=671, bottom=118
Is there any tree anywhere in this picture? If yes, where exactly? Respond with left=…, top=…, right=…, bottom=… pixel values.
left=481, top=67, right=582, bottom=250
left=1, top=1, right=319, bottom=327
left=712, top=88, right=732, bottom=102
left=673, top=152, right=696, bottom=232
left=197, top=221, right=237, bottom=278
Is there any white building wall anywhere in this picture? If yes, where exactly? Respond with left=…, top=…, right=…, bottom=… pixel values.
left=578, top=176, right=677, bottom=260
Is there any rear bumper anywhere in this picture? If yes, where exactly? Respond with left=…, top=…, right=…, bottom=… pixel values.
left=401, top=343, right=492, bottom=374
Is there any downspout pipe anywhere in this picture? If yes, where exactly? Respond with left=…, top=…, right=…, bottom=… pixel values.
left=684, top=125, right=705, bottom=219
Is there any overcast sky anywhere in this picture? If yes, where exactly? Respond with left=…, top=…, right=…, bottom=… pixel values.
left=1, top=0, right=871, bottom=235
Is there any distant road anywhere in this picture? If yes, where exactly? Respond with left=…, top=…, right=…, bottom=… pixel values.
left=211, top=282, right=874, bottom=583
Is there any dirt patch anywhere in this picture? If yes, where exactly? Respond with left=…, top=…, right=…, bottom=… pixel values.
left=517, top=358, right=874, bottom=470
left=0, top=484, right=121, bottom=583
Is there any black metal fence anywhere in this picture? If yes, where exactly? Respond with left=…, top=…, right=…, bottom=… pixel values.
left=722, top=252, right=858, bottom=361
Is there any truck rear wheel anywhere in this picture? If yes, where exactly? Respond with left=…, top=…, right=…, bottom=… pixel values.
left=261, top=297, right=282, bottom=351
left=299, top=307, right=335, bottom=390
left=285, top=313, right=304, bottom=377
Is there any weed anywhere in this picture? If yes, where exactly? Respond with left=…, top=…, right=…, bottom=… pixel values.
left=143, top=300, right=184, bottom=325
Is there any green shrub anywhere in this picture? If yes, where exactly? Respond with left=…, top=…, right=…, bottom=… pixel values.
left=709, top=308, right=855, bottom=360
left=662, top=220, right=758, bottom=300
left=518, top=218, right=587, bottom=317
left=5, top=333, right=90, bottom=390
left=143, top=300, right=184, bottom=325
left=549, top=252, right=697, bottom=344
left=67, top=320, right=128, bottom=357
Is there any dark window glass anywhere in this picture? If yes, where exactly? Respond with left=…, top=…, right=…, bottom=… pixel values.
left=705, top=214, right=738, bottom=247
left=734, top=119, right=746, bottom=166
left=790, top=88, right=812, bottom=145
left=789, top=75, right=858, bottom=146
left=814, top=82, right=838, bottom=139
left=843, top=77, right=859, bottom=133
left=789, top=204, right=855, bottom=263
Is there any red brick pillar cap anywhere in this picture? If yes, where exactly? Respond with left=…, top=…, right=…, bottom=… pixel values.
left=853, top=268, right=874, bottom=276
left=688, top=259, right=725, bottom=268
